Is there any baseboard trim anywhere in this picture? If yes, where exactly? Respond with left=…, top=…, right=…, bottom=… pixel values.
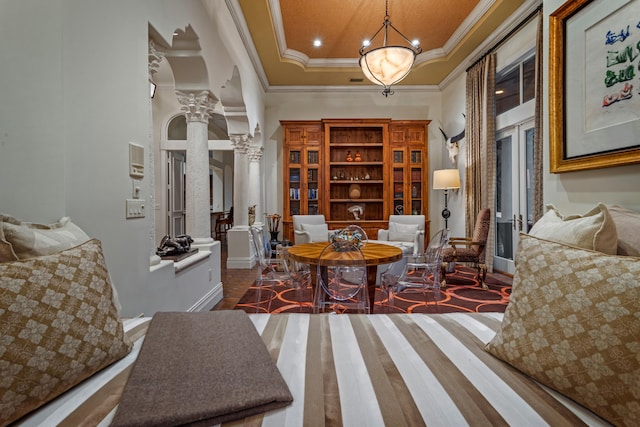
left=188, top=281, right=223, bottom=312
left=226, top=256, right=255, bottom=269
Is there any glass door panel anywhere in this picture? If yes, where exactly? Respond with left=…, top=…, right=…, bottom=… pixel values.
left=495, top=134, right=514, bottom=264
left=494, top=119, right=535, bottom=274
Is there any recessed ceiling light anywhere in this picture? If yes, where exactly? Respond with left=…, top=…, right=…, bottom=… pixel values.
left=313, top=39, right=322, bottom=47
left=362, top=39, right=371, bottom=47
left=495, top=89, right=505, bottom=95
left=412, top=39, right=420, bottom=47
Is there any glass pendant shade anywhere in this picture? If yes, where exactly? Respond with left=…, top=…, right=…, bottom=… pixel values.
left=359, top=46, right=415, bottom=86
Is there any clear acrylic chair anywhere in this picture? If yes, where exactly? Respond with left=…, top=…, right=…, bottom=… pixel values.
left=279, top=244, right=313, bottom=312
left=384, top=228, right=450, bottom=313
left=313, top=241, right=369, bottom=314
left=249, top=226, right=291, bottom=312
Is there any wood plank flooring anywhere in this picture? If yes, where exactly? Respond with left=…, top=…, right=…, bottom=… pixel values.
left=211, top=242, right=259, bottom=310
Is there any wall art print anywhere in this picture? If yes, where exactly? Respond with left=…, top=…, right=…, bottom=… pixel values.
left=550, top=0, right=640, bottom=172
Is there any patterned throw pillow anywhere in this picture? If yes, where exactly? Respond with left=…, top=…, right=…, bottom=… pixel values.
left=0, top=239, right=132, bottom=425
left=486, top=234, right=640, bottom=426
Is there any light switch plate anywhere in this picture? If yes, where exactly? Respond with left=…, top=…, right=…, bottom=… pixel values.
left=126, top=199, right=145, bottom=218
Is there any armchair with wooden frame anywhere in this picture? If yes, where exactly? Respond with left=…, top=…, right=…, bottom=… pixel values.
left=440, top=208, right=491, bottom=289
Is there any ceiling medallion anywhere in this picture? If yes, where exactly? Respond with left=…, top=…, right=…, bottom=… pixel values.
left=359, top=0, right=422, bottom=97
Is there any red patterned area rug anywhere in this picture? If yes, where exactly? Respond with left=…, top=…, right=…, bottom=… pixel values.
left=235, top=266, right=512, bottom=314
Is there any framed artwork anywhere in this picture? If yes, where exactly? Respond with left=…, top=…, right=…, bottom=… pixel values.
left=549, top=0, right=640, bottom=173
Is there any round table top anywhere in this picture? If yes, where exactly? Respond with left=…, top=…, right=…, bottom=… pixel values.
left=287, top=241, right=403, bottom=266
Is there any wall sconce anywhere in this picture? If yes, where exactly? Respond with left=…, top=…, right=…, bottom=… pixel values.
left=433, top=169, right=461, bottom=228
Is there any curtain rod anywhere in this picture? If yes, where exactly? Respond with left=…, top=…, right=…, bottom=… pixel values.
left=466, top=4, right=543, bottom=72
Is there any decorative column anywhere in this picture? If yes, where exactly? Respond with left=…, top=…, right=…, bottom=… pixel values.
left=229, top=134, right=251, bottom=228
left=247, top=145, right=263, bottom=226
left=176, top=90, right=216, bottom=245
left=225, top=134, right=254, bottom=269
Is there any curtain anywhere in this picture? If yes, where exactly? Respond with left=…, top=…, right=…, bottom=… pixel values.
left=533, top=9, right=544, bottom=222
left=465, top=53, right=496, bottom=272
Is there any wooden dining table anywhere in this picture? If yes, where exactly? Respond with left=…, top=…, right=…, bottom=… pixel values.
left=286, top=241, right=403, bottom=310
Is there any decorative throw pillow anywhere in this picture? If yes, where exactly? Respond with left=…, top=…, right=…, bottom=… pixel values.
left=0, top=215, right=91, bottom=262
left=0, top=239, right=133, bottom=425
left=528, top=203, right=617, bottom=254
left=301, top=223, right=329, bottom=242
left=0, top=214, right=122, bottom=314
left=606, top=204, right=640, bottom=257
left=485, top=234, right=640, bottom=426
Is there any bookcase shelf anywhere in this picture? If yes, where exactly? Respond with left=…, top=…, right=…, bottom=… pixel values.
left=281, top=118, right=430, bottom=241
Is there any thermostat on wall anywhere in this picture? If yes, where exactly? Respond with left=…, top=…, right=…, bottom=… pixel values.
left=129, top=142, right=144, bottom=179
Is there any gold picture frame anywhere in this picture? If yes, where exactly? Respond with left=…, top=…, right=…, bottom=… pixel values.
left=549, top=0, right=640, bottom=173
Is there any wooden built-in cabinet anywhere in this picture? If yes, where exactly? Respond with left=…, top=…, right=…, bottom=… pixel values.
left=281, top=122, right=323, bottom=241
left=389, top=122, right=430, bottom=219
left=281, top=119, right=430, bottom=242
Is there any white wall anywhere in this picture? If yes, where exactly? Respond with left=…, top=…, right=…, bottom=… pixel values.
left=0, top=0, right=265, bottom=317
left=0, top=2, right=66, bottom=218
left=439, top=74, right=467, bottom=238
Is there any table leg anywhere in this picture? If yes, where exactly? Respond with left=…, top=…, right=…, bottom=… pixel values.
left=366, top=266, right=378, bottom=312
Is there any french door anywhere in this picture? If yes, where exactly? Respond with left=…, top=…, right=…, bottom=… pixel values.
left=494, top=119, right=535, bottom=274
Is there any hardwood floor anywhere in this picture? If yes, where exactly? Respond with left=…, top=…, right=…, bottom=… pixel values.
left=211, top=241, right=259, bottom=311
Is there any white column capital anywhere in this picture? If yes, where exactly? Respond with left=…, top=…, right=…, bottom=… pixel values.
left=248, top=145, right=263, bottom=162
left=229, top=134, right=251, bottom=154
left=176, top=91, right=217, bottom=123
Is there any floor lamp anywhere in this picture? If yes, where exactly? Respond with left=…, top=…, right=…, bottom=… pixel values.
left=433, top=169, right=461, bottom=228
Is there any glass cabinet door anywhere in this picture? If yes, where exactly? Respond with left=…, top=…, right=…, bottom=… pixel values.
left=288, top=150, right=301, bottom=215
left=390, top=147, right=425, bottom=216
left=307, top=148, right=320, bottom=215
left=392, top=148, right=405, bottom=215
left=410, top=149, right=423, bottom=215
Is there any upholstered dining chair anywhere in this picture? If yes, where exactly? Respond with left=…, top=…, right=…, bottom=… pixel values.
left=376, top=215, right=426, bottom=256
left=440, top=208, right=491, bottom=289
left=314, top=241, right=369, bottom=314
left=383, top=228, right=449, bottom=312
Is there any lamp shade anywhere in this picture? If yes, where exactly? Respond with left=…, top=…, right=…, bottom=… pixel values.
left=433, top=169, right=461, bottom=190
left=359, top=46, right=415, bottom=86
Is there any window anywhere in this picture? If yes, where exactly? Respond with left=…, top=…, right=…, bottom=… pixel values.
left=495, top=52, right=535, bottom=115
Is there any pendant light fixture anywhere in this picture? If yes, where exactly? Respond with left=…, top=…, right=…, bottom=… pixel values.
left=359, top=0, right=422, bottom=96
